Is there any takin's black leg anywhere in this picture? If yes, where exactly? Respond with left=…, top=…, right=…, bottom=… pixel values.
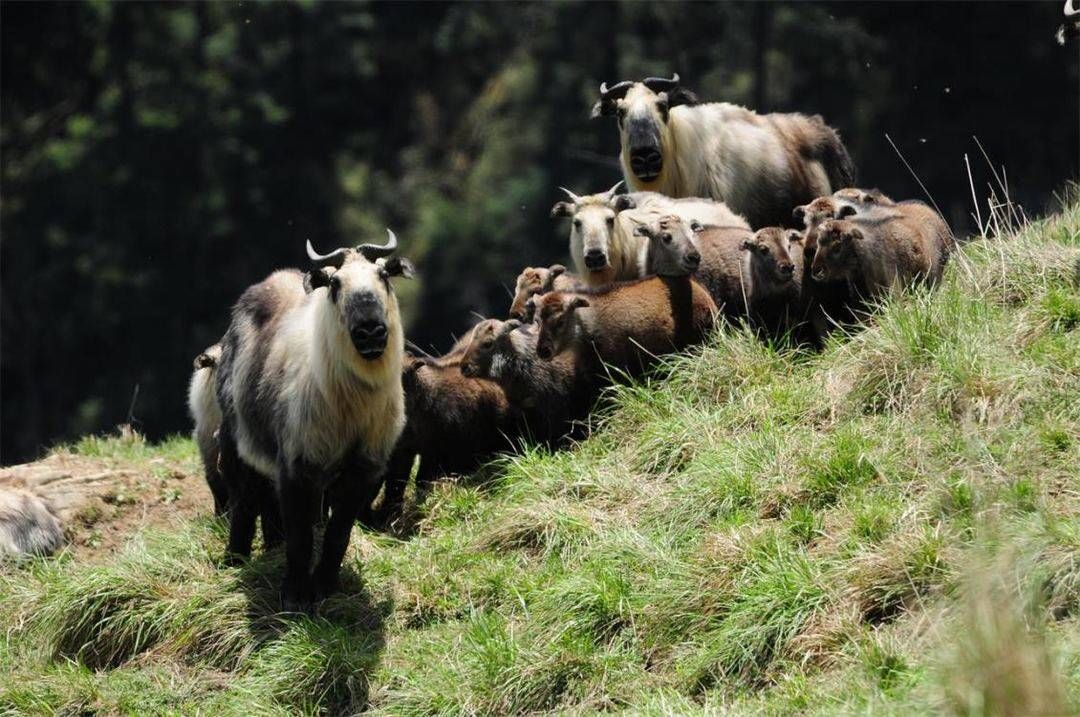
left=259, top=490, right=284, bottom=551
left=277, top=459, right=321, bottom=612
left=375, top=442, right=416, bottom=525
left=218, top=423, right=259, bottom=564
left=313, top=457, right=380, bottom=601
left=200, top=440, right=229, bottom=517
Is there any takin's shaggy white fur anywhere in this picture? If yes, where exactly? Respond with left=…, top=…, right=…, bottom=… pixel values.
left=0, top=488, right=64, bottom=559
left=188, top=343, right=227, bottom=514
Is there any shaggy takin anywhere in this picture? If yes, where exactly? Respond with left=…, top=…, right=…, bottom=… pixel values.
left=551, top=183, right=746, bottom=286
left=188, top=343, right=228, bottom=515
left=215, top=230, right=413, bottom=611
left=461, top=318, right=595, bottom=442
left=0, top=488, right=64, bottom=559
left=379, top=354, right=519, bottom=520
left=592, top=74, right=855, bottom=228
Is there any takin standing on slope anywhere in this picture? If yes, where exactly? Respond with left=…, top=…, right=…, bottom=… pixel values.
left=188, top=343, right=228, bottom=516
left=592, top=73, right=855, bottom=228
left=215, top=230, right=413, bottom=611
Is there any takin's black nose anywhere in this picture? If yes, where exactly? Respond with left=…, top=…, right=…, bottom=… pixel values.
left=629, top=147, right=663, bottom=181
left=685, top=251, right=701, bottom=270
left=350, top=320, right=388, bottom=359
left=779, top=262, right=795, bottom=276
left=583, top=249, right=608, bottom=270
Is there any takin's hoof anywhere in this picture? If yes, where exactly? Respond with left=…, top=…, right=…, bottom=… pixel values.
left=312, top=572, right=340, bottom=604
left=280, top=582, right=316, bottom=615
left=221, top=551, right=247, bottom=569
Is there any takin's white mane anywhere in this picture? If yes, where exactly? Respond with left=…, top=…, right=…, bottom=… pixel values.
left=232, top=263, right=405, bottom=479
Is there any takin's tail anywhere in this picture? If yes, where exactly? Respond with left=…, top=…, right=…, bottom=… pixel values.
left=809, top=116, right=856, bottom=192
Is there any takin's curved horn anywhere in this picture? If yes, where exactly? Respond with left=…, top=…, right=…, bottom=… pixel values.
left=306, top=240, right=349, bottom=268
left=558, top=187, right=583, bottom=204
left=603, top=180, right=625, bottom=200
left=599, top=80, right=634, bottom=100
left=356, top=228, right=398, bottom=260
left=642, top=73, right=680, bottom=93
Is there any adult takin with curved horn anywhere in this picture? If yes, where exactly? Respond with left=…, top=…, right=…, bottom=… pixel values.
left=215, top=229, right=414, bottom=612
left=592, top=73, right=856, bottom=229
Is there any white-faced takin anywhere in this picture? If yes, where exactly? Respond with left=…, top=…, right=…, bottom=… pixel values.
left=215, top=230, right=413, bottom=612
left=592, top=74, right=855, bottom=229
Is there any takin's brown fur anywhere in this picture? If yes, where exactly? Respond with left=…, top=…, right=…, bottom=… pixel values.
left=379, top=353, right=520, bottom=521
left=461, top=319, right=596, bottom=443
left=688, top=224, right=756, bottom=321
left=533, top=274, right=716, bottom=377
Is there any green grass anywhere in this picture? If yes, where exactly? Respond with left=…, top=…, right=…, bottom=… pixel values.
left=2, top=201, right=1079, bottom=715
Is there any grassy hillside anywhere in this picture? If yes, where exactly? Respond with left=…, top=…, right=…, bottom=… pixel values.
left=2, top=201, right=1078, bottom=716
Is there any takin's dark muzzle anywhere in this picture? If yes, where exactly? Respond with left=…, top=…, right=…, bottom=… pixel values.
left=583, top=248, right=609, bottom=271
left=345, top=292, right=389, bottom=360
left=627, top=120, right=663, bottom=182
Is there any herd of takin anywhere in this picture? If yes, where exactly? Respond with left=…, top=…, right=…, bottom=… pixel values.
left=11, top=76, right=961, bottom=612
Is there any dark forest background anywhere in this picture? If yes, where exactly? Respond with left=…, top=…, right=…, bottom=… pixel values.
left=2, top=1, right=1077, bottom=464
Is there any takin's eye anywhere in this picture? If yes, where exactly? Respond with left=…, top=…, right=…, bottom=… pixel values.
left=662, top=233, right=673, bottom=244
left=573, top=218, right=583, bottom=230
left=606, top=216, right=614, bottom=227
left=616, top=107, right=627, bottom=121
left=329, top=275, right=342, bottom=298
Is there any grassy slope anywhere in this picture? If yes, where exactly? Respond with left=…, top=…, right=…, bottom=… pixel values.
left=2, top=203, right=1078, bottom=716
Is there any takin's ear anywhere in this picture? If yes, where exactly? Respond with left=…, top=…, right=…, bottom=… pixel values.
left=551, top=201, right=575, bottom=218
left=836, top=204, right=858, bottom=220
left=569, top=296, right=590, bottom=310
left=548, top=264, right=566, bottom=279
left=690, top=220, right=704, bottom=233
left=591, top=97, right=617, bottom=119
left=740, top=239, right=755, bottom=252
left=379, top=256, right=416, bottom=279
left=193, top=352, right=216, bottom=370
left=612, top=194, right=636, bottom=212
left=633, top=224, right=653, bottom=238
left=304, top=267, right=333, bottom=293
left=523, top=297, right=538, bottom=323
left=843, top=227, right=863, bottom=243
left=667, top=86, right=699, bottom=108
left=792, top=205, right=807, bottom=225
left=787, top=230, right=804, bottom=244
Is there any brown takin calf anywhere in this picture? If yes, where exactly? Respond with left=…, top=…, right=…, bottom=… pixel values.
left=739, top=227, right=808, bottom=340
left=380, top=353, right=521, bottom=521
left=811, top=207, right=950, bottom=301
left=461, top=318, right=596, bottom=443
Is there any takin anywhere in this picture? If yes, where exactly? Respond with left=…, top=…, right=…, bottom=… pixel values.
left=379, top=353, right=520, bottom=521
left=739, top=226, right=808, bottom=340
left=461, top=318, right=596, bottom=443
left=188, top=343, right=228, bottom=515
left=592, top=74, right=855, bottom=229
left=215, top=230, right=413, bottom=611
left=0, top=488, right=64, bottom=559
left=508, top=264, right=584, bottom=321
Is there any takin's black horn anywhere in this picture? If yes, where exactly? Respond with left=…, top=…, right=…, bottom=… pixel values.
left=599, top=80, right=634, bottom=101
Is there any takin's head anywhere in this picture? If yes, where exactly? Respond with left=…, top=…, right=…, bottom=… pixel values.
left=305, top=230, right=415, bottom=362
left=810, top=219, right=862, bottom=283
left=534, top=293, right=589, bottom=361
left=632, top=214, right=702, bottom=276
left=742, top=227, right=802, bottom=285
left=551, top=183, right=635, bottom=275
left=460, top=318, right=520, bottom=379
left=591, top=74, right=699, bottom=185
left=509, top=264, right=566, bottom=321
left=792, top=196, right=855, bottom=230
